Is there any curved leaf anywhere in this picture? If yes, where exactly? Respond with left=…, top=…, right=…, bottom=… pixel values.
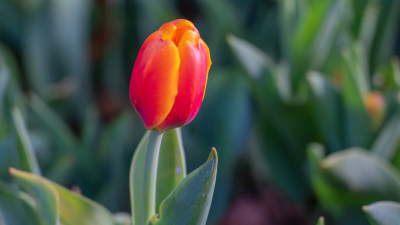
left=153, top=148, right=218, bottom=225
left=9, top=168, right=59, bottom=225
left=156, top=128, right=187, bottom=212
left=321, top=149, right=400, bottom=202
left=363, top=201, right=400, bottom=225
left=11, top=107, right=41, bottom=175
left=10, top=168, right=116, bottom=225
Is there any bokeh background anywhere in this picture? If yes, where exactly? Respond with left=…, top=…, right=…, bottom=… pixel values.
left=1, top=0, right=400, bottom=224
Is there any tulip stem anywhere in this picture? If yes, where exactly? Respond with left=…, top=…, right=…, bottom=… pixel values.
left=142, top=131, right=164, bottom=224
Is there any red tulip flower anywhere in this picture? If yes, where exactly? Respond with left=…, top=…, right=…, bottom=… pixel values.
left=130, top=19, right=211, bottom=132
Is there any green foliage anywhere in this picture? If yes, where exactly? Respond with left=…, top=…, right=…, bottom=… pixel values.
left=152, top=149, right=217, bottom=225
left=130, top=130, right=217, bottom=225
left=10, top=168, right=117, bottom=225
left=363, top=201, right=400, bottom=225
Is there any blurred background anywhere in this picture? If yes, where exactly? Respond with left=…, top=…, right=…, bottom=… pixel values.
left=1, top=0, right=400, bottom=224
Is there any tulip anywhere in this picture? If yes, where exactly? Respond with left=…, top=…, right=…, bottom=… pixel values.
left=130, top=19, right=211, bottom=132
left=365, top=91, right=386, bottom=129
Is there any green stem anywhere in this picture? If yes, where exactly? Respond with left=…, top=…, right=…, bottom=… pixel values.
left=142, top=131, right=164, bottom=224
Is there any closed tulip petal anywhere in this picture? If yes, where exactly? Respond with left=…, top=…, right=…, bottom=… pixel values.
left=184, top=38, right=211, bottom=125
left=129, top=19, right=211, bottom=132
left=130, top=34, right=180, bottom=129
left=158, top=32, right=204, bottom=130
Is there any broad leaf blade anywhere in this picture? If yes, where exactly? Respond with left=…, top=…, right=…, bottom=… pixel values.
left=10, top=168, right=59, bottom=225
left=363, top=201, right=400, bottom=225
left=156, top=128, right=186, bottom=213
left=321, top=149, right=400, bottom=202
left=154, top=148, right=218, bottom=225
left=10, top=168, right=116, bottom=225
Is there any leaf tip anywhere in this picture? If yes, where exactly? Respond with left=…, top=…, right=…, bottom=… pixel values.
left=209, top=147, right=218, bottom=160
left=8, top=167, right=16, bottom=174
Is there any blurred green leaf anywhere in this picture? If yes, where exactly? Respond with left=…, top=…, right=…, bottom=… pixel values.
left=363, top=201, right=400, bottom=225
left=10, top=168, right=59, bottom=225
left=291, top=0, right=332, bottom=61
left=152, top=148, right=217, bottom=225
left=226, top=34, right=276, bottom=79
left=96, top=112, right=136, bottom=211
left=309, top=0, right=346, bottom=68
left=307, top=71, right=343, bottom=151
left=11, top=107, right=41, bottom=175
left=371, top=113, right=400, bottom=160
left=359, top=1, right=379, bottom=54
left=29, top=93, right=79, bottom=152
left=370, top=0, right=400, bottom=71
left=309, top=144, right=400, bottom=219
left=0, top=180, right=42, bottom=225
left=0, top=63, right=9, bottom=114
left=156, top=128, right=186, bottom=213
left=307, top=143, right=340, bottom=212
left=10, top=168, right=116, bottom=225
left=77, top=105, right=101, bottom=181
left=316, top=216, right=325, bottom=225
left=321, top=148, right=400, bottom=202
left=342, top=43, right=373, bottom=148
left=0, top=137, right=13, bottom=179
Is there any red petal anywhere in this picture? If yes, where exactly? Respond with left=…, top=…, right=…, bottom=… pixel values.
left=129, top=34, right=180, bottom=129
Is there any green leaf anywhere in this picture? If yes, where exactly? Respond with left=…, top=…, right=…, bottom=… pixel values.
left=307, top=71, right=343, bottom=151
left=130, top=131, right=150, bottom=225
left=316, top=216, right=325, bottom=225
left=0, top=63, right=9, bottom=114
left=10, top=168, right=116, bottom=225
left=371, top=113, right=400, bottom=159
left=342, top=43, right=373, bottom=148
left=363, top=201, right=400, bottom=225
left=152, top=148, right=218, bottom=225
left=321, top=148, right=400, bottom=202
left=10, top=168, right=59, bottom=225
left=156, top=128, right=187, bottom=213
left=11, top=107, right=41, bottom=175
left=309, top=145, right=400, bottom=216
left=358, top=1, right=379, bottom=54
left=370, top=0, right=400, bottom=71
left=291, top=0, right=332, bottom=61
left=28, top=93, right=79, bottom=152
left=309, top=0, right=346, bottom=68
left=226, top=34, right=275, bottom=79
left=0, top=180, right=42, bottom=225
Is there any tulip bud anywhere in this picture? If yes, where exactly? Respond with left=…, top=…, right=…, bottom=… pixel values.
left=365, top=91, right=386, bottom=129
left=130, top=19, right=211, bottom=132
